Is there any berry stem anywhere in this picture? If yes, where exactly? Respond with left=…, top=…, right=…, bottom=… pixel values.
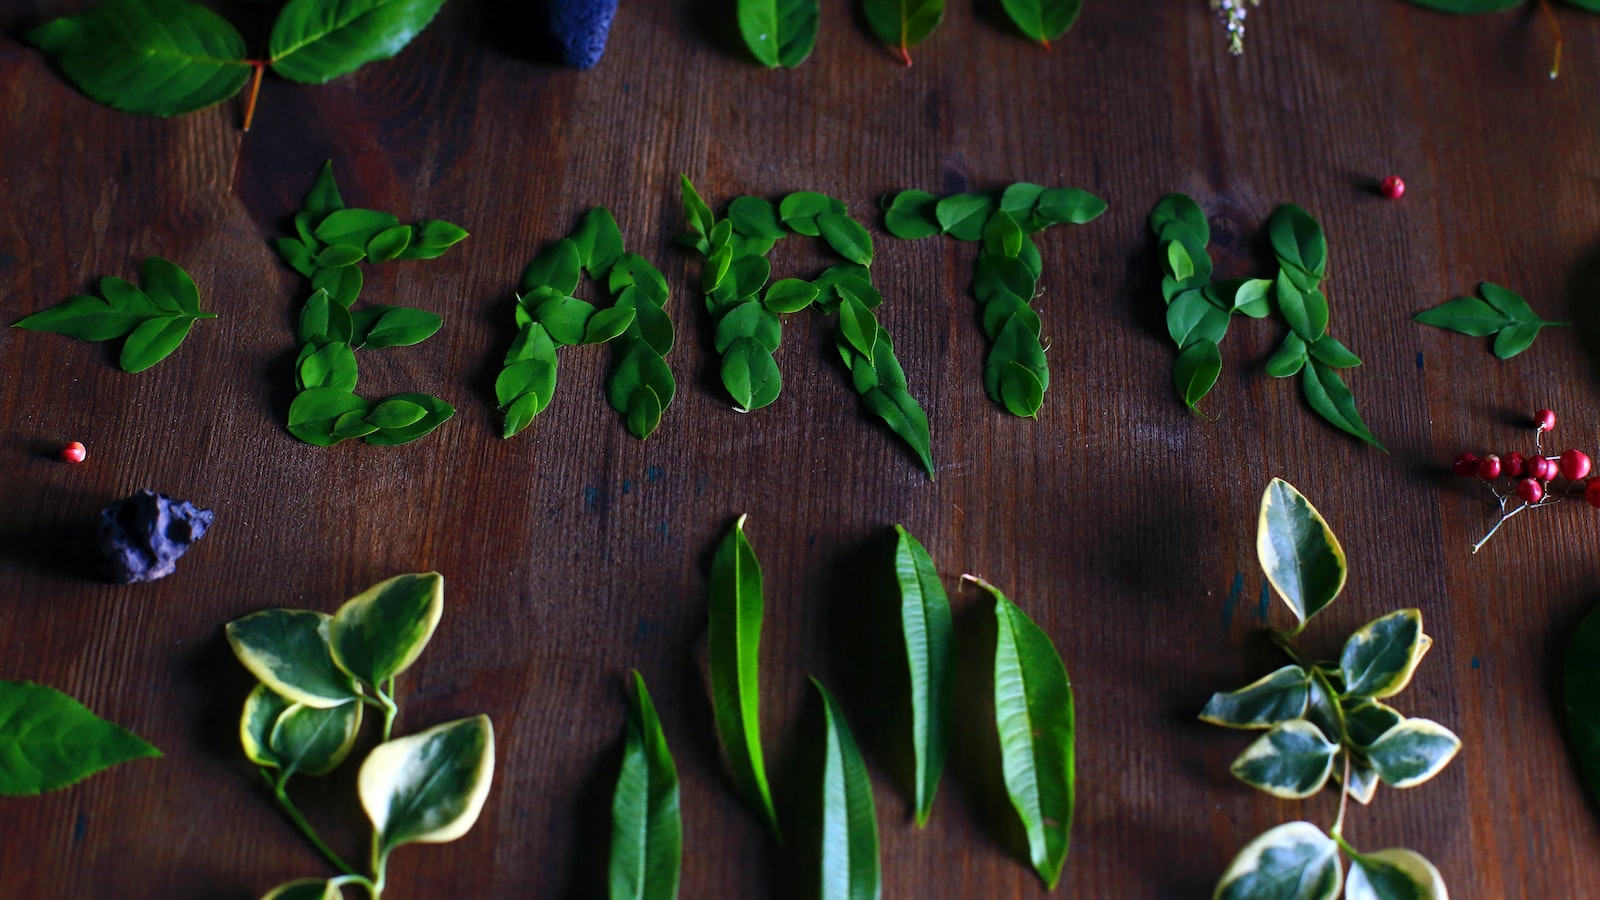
left=242, top=61, right=266, bottom=132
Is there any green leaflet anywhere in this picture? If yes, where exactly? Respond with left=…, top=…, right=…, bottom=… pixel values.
left=707, top=516, right=781, bottom=838
left=1000, top=0, right=1083, bottom=46
left=738, top=0, right=820, bottom=67
left=226, top=609, right=362, bottom=708
left=892, top=526, right=952, bottom=827
left=1302, top=360, right=1385, bottom=451
left=972, top=576, right=1073, bottom=891
left=1363, top=719, right=1461, bottom=788
left=1345, top=848, right=1449, bottom=900
left=1214, top=821, right=1342, bottom=900
left=1174, top=339, right=1222, bottom=413
left=883, top=190, right=942, bottom=240
left=1339, top=610, right=1431, bottom=700
left=26, top=0, right=251, bottom=117
left=328, top=572, right=444, bottom=687
left=0, top=680, right=161, bottom=796
left=813, top=679, right=883, bottom=900
left=609, top=672, right=681, bottom=900
left=1199, top=665, right=1312, bottom=730
left=1229, top=720, right=1339, bottom=798
left=1565, top=601, right=1600, bottom=813
left=862, top=0, right=944, bottom=63
left=13, top=256, right=214, bottom=373
left=359, top=715, right=496, bottom=854
left=1268, top=204, right=1328, bottom=284
left=1414, top=281, right=1567, bottom=359
left=1257, top=478, right=1347, bottom=633
left=258, top=691, right=364, bottom=779
left=270, top=0, right=449, bottom=84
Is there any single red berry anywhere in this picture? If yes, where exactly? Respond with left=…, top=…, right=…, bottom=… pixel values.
left=1536, top=409, right=1557, bottom=432
left=1533, top=456, right=1557, bottom=480
left=1504, top=452, right=1527, bottom=478
left=1562, top=449, right=1593, bottom=481
left=1587, top=479, right=1600, bottom=508
left=60, top=441, right=86, bottom=464
left=1517, top=477, right=1545, bottom=504
left=1453, top=451, right=1479, bottom=477
left=1380, top=175, right=1405, bottom=199
left=1477, top=454, right=1502, bottom=480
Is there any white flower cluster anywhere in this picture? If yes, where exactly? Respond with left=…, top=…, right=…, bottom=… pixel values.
left=1210, top=0, right=1263, bottom=56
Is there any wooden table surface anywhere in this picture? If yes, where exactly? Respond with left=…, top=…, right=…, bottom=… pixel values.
left=3, top=0, right=1599, bottom=897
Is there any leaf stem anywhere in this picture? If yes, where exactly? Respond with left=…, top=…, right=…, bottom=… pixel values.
left=1331, top=751, right=1352, bottom=838
left=1269, top=630, right=1307, bottom=666
left=1539, top=0, right=1563, bottom=79
left=242, top=61, right=266, bottom=131
left=267, top=774, right=359, bottom=876
left=377, top=686, right=398, bottom=741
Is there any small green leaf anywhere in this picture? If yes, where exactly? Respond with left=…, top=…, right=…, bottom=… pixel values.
left=863, top=0, right=944, bottom=62
left=366, top=225, right=413, bottom=264
left=276, top=239, right=318, bottom=278
left=722, top=338, right=782, bottom=412
left=893, top=526, right=952, bottom=826
left=0, top=680, right=161, bottom=796
left=1257, top=478, right=1347, bottom=631
left=13, top=294, right=147, bottom=341
left=315, top=209, right=402, bottom=250
left=1214, top=821, right=1341, bottom=900
left=398, top=220, right=468, bottom=260
left=1173, top=340, right=1222, bottom=413
left=119, top=315, right=197, bottom=373
left=884, top=190, right=942, bottom=239
left=269, top=698, right=363, bottom=778
left=935, top=193, right=996, bottom=241
left=226, top=609, right=361, bottom=707
left=1265, top=332, right=1308, bottom=379
left=1493, top=323, right=1544, bottom=359
left=763, top=279, right=819, bottom=314
left=1229, top=719, right=1338, bottom=798
left=609, top=672, right=681, bottom=900
left=728, top=196, right=788, bottom=241
left=1302, top=360, right=1386, bottom=450
left=1346, top=847, right=1449, bottom=900
left=1199, top=665, right=1311, bottom=730
left=1228, top=279, right=1274, bottom=318
left=1364, top=719, right=1461, bottom=788
left=1167, top=241, right=1195, bottom=282
left=1167, top=290, right=1229, bottom=349
left=625, top=385, right=665, bottom=441
left=813, top=679, right=882, bottom=900
left=585, top=307, right=638, bottom=345
left=366, top=398, right=429, bottom=429
left=533, top=294, right=600, bottom=346
left=140, top=257, right=201, bottom=315
left=1031, top=187, right=1107, bottom=228
left=312, top=265, right=364, bottom=308
left=303, top=161, right=345, bottom=216
left=861, top=386, right=935, bottom=477
left=1413, top=295, right=1511, bottom=336
left=1479, top=281, right=1542, bottom=322
left=1275, top=269, right=1324, bottom=342
left=1308, top=334, right=1361, bottom=369
left=287, top=388, right=370, bottom=446
left=1338, top=755, right=1382, bottom=806
left=707, top=516, right=781, bottom=838
left=270, top=0, right=449, bottom=84
left=328, top=572, right=444, bottom=687
left=738, top=0, right=820, bottom=67
left=1000, top=0, right=1083, bottom=45
left=241, top=684, right=293, bottom=770
left=572, top=207, right=625, bottom=277
left=818, top=212, right=874, bottom=266
left=714, top=302, right=781, bottom=354
left=984, top=211, right=1025, bottom=259
left=1000, top=361, right=1046, bottom=419
left=297, top=340, right=358, bottom=392
left=521, top=239, right=584, bottom=296
left=351, top=306, right=442, bottom=349
left=974, top=254, right=1036, bottom=305
left=837, top=292, right=879, bottom=358
left=1149, top=193, right=1209, bottom=245
left=1341, top=699, right=1405, bottom=749
left=359, top=715, right=495, bottom=854
left=681, top=176, right=715, bottom=241
left=973, top=576, right=1073, bottom=891
left=1340, top=610, right=1430, bottom=699
left=779, top=191, right=842, bottom=235
left=1267, top=204, right=1328, bottom=282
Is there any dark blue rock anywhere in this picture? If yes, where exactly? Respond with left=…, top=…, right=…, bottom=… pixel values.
left=95, top=490, right=213, bottom=584
left=550, top=0, right=619, bottom=70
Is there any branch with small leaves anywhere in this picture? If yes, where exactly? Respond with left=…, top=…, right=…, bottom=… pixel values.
left=1414, top=281, right=1567, bottom=359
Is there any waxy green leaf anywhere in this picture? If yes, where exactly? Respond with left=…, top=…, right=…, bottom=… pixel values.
left=972, top=576, right=1073, bottom=890
left=1173, top=339, right=1223, bottom=413
left=1415, top=282, right=1567, bottom=359
left=270, top=0, right=449, bottom=84
left=1413, top=295, right=1508, bottom=336
left=398, top=220, right=468, bottom=260
left=723, top=337, right=782, bottom=412
left=1345, top=847, right=1449, bottom=900
left=359, top=715, right=495, bottom=854
left=288, top=388, right=372, bottom=446
left=328, top=572, right=444, bottom=688
left=1340, top=610, right=1430, bottom=700
left=1341, top=699, right=1405, bottom=750
left=1229, top=719, right=1338, bottom=798
left=738, top=0, right=820, bottom=67
left=1364, top=719, right=1461, bottom=788
left=267, top=695, right=364, bottom=779
left=351, top=306, right=442, bottom=349
left=813, top=679, right=882, bottom=900
left=883, top=190, right=942, bottom=239
left=0, top=680, right=161, bottom=796
left=935, top=193, right=996, bottom=241
left=1302, top=360, right=1385, bottom=450
left=1214, top=821, right=1341, bottom=900
left=1257, top=478, right=1346, bottom=632
left=361, top=392, right=453, bottom=445
left=1267, top=204, right=1328, bottom=283
left=227, top=609, right=362, bottom=708
left=1200, top=665, right=1311, bottom=730
left=13, top=256, right=213, bottom=373
left=1000, top=0, right=1083, bottom=46
left=818, top=212, right=874, bottom=266
left=863, top=0, right=943, bottom=63
left=241, top=683, right=295, bottom=770
left=609, top=672, right=681, bottom=900
left=893, top=526, right=952, bottom=826
left=707, top=516, right=781, bottom=837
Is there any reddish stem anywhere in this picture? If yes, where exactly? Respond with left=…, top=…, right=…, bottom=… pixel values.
left=1539, top=0, right=1563, bottom=79
left=242, top=61, right=266, bottom=132
left=897, top=42, right=912, bottom=67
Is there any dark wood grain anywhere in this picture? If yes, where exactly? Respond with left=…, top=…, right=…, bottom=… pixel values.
left=2, top=0, right=1600, bottom=896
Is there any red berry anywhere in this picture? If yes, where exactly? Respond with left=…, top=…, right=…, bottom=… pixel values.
left=1587, top=479, right=1600, bottom=508
left=1562, top=450, right=1593, bottom=481
left=1534, top=457, right=1558, bottom=480
left=1504, top=452, right=1527, bottom=478
left=60, top=441, right=86, bottom=464
left=1380, top=175, right=1405, bottom=199
left=1476, top=454, right=1502, bottom=480
left=1453, top=452, right=1479, bottom=477
left=1536, top=409, right=1557, bottom=432
left=1517, top=477, right=1545, bottom=504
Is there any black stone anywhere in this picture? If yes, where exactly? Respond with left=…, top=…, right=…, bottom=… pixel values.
left=95, top=490, right=214, bottom=584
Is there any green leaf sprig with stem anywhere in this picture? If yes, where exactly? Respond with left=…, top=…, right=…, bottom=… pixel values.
left=12, top=256, right=215, bottom=373
left=0, top=680, right=161, bottom=796
left=226, top=572, right=496, bottom=900
left=885, top=183, right=1107, bottom=419
left=277, top=162, right=466, bottom=447
left=27, top=0, right=449, bottom=129
left=501, top=208, right=675, bottom=440
left=681, top=177, right=935, bottom=477
left=1414, top=281, right=1567, bottom=359
left=1203, top=479, right=1460, bottom=899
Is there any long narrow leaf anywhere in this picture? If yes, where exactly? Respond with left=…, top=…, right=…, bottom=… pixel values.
left=610, top=672, right=682, bottom=900
left=814, top=679, right=881, bottom=900
left=892, top=526, right=951, bottom=826
left=707, top=515, right=781, bottom=837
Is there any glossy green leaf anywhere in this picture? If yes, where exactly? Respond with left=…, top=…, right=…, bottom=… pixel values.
left=241, top=683, right=294, bottom=770
left=728, top=196, right=787, bottom=241
left=1149, top=193, right=1209, bottom=244
left=1304, top=669, right=1346, bottom=746
left=1340, top=609, right=1430, bottom=699
left=818, top=212, right=874, bottom=266
left=707, top=516, right=781, bottom=837
left=1168, top=289, right=1230, bottom=349
left=312, top=265, right=363, bottom=308
left=303, top=161, right=346, bottom=216
left=984, top=211, right=1025, bottom=259
left=1267, top=204, right=1328, bottom=282
left=270, top=0, right=449, bottom=84
left=1346, top=847, right=1449, bottom=900
left=533, top=294, right=600, bottom=346
left=1413, top=295, right=1509, bottom=337
left=608, top=345, right=675, bottom=440
left=1308, top=334, right=1361, bottom=369
left=837, top=291, right=879, bottom=358
left=1274, top=269, right=1325, bottom=343
left=1000, top=361, right=1046, bottom=418
left=1030, top=187, right=1106, bottom=228
left=1341, top=699, right=1405, bottom=750
left=1564, top=601, right=1600, bottom=810
left=1214, top=821, right=1341, bottom=900
left=1199, top=665, right=1311, bottom=730
left=521, top=239, right=584, bottom=296
left=573, top=207, right=626, bottom=277
left=884, top=190, right=942, bottom=239
left=974, top=254, right=1036, bottom=305
left=328, top=572, right=443, bottom=687
left=982, top=293, right=1041, bottom=343
left=974, top=576, right=1073, bottom=890
left=609, top=672, right=681, bottom=900
left=366, top=398, right=428, bottom=429
left=0, top=680, right=161, bottom=796
left=625, top=386, right=664, bottom=441
left=1229, top=719, right=1338, bottom=798
left=1174, top=339, right=1222, bottom=412
left=892, top=526, right=951, bottom=826
left=863, top=0, right=943, bottom=61
left=1492, top=323, right=1544, bottom=359
left=1257, top=478, right=1347, bottom=631
left=935, top=193, right=996, bottom=241
left=1000, top=0, right=1083, bottom=44
left=315, top=241, right=366, bottom=269
left=261, top=880, right=345, bottom=900
left=1167, top=241, right=1195, bottom=282
left=1265, top=332, right=1308, bottom=379
left=738, top=0, right=820, bottom=67
left=680, top=176, right=715, bottom=244
left=300, top=289, right=353, bottom=344
left=779, top=192, right=843, bottom=235
left=763, top=279, right=819, bottom=314
left=13, top=294, right=148, bottom=341
left=287, top=388, right=371, bottom=446
left=585, top=306, right=637, bottom=345
left=1302, top=360, right=1385, bottom=450
left=359, top=715, right=495, bottom=854
left=861, top=385, right=935, bottom=477
left=715, top=302, right=781, bottom=354
left=227, top=609, right=361, bottom=707
left=316, top=208, right=402, bottom=250
left=361, top=392, right=452, bottom=445
left=366, top=225, right=413, bottom=263
left=1339, top=755, right=1382, bottom=806
left=398, top=220, right=469, bottom=260
left=351, top=305, right=442, bottom=349
left=1364, top=719, right=1461, bottom=788
left=26, top=0, right=251, bottom=116
left=722, top=338, right=782, bottom=412
left=140, top=256, right=201, bottom=315
left=1478, top=281, right=1543, bottom=321
left=297, top=340, right=359, bottom=392
left=269, top=698, right=363, bottom=778
left=814, top=679, right=882, bottom=900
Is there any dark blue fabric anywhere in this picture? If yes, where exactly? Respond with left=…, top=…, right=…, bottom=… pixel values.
left=550, top=0, right=619, bottom=70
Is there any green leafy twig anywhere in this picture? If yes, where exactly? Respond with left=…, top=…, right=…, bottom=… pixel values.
left=1414, top=281, right=1567, bottom=359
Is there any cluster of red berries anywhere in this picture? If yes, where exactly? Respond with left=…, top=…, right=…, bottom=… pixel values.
left=1453, top=409, right=1599, bottom=507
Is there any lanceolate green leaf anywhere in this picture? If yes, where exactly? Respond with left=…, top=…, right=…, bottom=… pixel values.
left=1214, top=821, right=1341, bottom=900
left=1257, top=478, right=1347, bottom=632
left=226, top=609, right=362, bottom=708
left=972, top=576, right=1073, bottom=890
left=893, top=526, right=952, bottom=827
left=26, top=0, right=251, bottom=116
left=738, top=0, right=820, bottom=68
left=1564, top=601, right=1600, bottom=811
left=1345, top=847, right=1449, bottom=900
left=13, top=256, right=214, bottom=373
left=359, top=715, right=495, bottom=854
left=328, top=572, right=444, bottom=687
left=707, top=515, right=781, bottom=837
left=1302, top=360, right=1385, bottom=450
left=1000, top=0, right=1083, bottom=46
left=0, top=680, right=161, bottom=796
left=610, top=672, right=681, bottom=900
left=862, top=0, right=945, bottom=64
left=813, top=679, right=882, bottom=900
left=270, top=0, right=449, bottom=84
